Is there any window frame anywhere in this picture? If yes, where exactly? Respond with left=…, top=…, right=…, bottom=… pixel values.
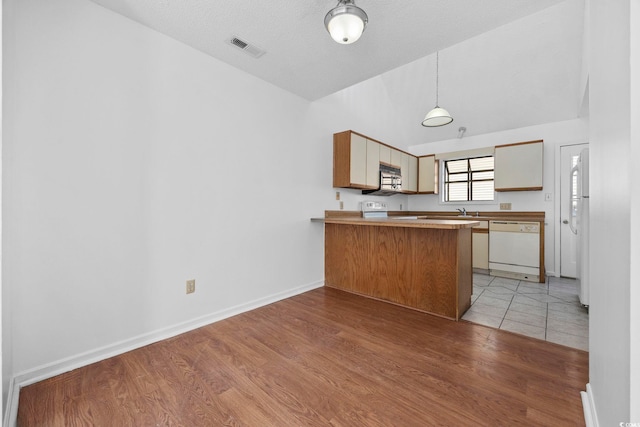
left=441, top=155, right=495, bottom=203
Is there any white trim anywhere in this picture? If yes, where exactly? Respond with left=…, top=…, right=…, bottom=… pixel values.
left=3, top=378, right=18, bottom=427
left=3, top=280, right=324, bottom=427
left=435, top=146, right=495, bottom=160
left=580, top=383, right=599, bottom=427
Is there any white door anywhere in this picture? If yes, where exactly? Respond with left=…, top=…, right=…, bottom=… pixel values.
left=560, top=143, right=588, bottom=277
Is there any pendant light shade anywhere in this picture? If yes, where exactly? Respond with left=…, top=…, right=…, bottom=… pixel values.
left=422, top=52, right=453, bottom=127
left=422, top=107, right=453, bottom=127
left=325, top=0, right=368, bottom=44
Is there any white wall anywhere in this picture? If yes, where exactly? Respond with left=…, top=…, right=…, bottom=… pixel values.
left=0, top=0, right=4, bottom=416
left=1, top=0, right=14, bottom=414
left=630, top=0, right=640, bottom=420
left=588, top=0, right=634, bottom=424
left=408, top=118, right=588, bottom=277
left=307, top=76, right=414, bottom=214
left=2, top=0, right=330, bottom=384
left=334, top=0, right=585, bottom=150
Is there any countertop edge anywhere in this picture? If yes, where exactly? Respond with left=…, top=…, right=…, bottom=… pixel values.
left=320, top=217, right=480, bottom=229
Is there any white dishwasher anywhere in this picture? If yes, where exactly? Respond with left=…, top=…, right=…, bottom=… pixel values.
left=489, top=221, right=540, bottom=282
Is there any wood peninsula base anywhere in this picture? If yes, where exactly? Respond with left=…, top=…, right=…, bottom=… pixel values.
left=324, top=218, right=476, bottom=321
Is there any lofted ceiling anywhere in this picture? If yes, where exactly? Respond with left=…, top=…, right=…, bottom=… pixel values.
left=88, top=0, right=585, bottom=143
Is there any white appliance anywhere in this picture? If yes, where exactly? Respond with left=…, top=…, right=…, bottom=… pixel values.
left=489, top=221, right=540, bottom=282
left=362, top=164, right=403, bottom=196
left=361, top=200, right=389, bottom=218
left=571, top=148, right=590, bottom=307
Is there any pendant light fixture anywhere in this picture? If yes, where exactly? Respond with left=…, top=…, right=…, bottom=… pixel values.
left=422, top=51, right=453, bottom=127
left=324, top=0, right=368, bottom=45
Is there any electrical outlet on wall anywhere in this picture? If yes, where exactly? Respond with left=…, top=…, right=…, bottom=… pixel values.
left=500, top=203, right=512, bottom=210
left=186, top=279, right=195, bottom=294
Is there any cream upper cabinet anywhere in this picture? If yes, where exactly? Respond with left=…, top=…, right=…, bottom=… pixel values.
left=494, top=140, right=543, bottom=191
left=401, top=153, right=418, bottom=193
left=379, top=144, right=391, bottom=165
left=349, top=133, right=367, bottom=187
left=418, top=155, right=437, bottom=194
left=408, top=155, right=418, bottom=193
left=391, top=149, right=403, bottom=168
left=333, top=131, right=379, bottom=190
left=366, top=139, right=380, bottom=188
left=332, top=130, right=416, bottom=192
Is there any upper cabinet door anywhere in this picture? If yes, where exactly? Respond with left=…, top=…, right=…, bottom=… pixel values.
left=494, top=140, right=544, bottom=191
left=366, top=139, right=380, bottom=188
left=408, top=155, right=418, bottom=193
left=349, top=133, right=368, bottom=187
left=390, top=149, right=403, bottom=168
left=379, top=144, right=391, bottom=166
left=401, top=153, right=418, bottom=193
left=418, top=155, right=437, bottom=194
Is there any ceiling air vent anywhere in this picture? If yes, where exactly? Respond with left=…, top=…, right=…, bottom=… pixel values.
left=226, top=36, right=266, bottom=59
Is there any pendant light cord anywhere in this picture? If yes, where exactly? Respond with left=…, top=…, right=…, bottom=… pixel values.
left=421, top=50, right=453, bottom=127
left=435, top=51, right=439, bottom=107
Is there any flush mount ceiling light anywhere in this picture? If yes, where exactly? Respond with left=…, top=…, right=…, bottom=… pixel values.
left=324, top=0, right=368, bottom=45
left=422, top=52, right=453, bottom=127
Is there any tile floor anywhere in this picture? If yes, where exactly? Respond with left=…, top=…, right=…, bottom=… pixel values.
left=462, top=273, right=589, bottom=351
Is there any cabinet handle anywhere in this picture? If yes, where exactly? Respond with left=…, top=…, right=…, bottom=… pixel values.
left=562, top=219, right=569, bottom=224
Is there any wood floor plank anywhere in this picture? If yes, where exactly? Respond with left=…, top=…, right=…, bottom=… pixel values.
left=18, top=287, right=588, bottom=426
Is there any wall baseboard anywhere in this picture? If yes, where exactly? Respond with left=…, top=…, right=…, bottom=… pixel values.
left=3, top=280, right=324, bottom=427
left=3, top=378, right=19, bottom=427
left=581, top=383, right=599, bottom=427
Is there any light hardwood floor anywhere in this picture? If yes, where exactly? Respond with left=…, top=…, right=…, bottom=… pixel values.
left=18, top=287, right=588, bottom=426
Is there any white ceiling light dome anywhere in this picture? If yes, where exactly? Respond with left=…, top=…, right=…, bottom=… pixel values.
left=325, top=0, right=368, bottom=44
left=422, top=107, right=454, bottom=127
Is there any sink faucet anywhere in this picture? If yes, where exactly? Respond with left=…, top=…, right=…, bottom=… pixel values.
left=457, top=208, right=467, bottom=216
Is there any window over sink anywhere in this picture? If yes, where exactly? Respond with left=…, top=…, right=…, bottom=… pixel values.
left=442, top=155, right=495, bottom=202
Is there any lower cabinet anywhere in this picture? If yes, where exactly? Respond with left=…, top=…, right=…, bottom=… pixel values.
left=472, top=221, right=489, bottom=271
left=472, top=231, right=489, bottom=270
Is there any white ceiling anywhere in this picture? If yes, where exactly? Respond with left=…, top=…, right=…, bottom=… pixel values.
left=88, top=0, right=585, bottom=143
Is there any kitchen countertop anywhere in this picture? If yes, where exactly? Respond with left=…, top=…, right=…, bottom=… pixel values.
left=319, top=216, right=480, bottom=229
left=387, top=211, right=545, bottom=223
left=403, top=215, right=543, bottom=222
left=316, top=210, right=545, bottom=223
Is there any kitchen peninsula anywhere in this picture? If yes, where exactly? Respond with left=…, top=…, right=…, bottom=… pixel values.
left=322, top=215, right=478, bottom=321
